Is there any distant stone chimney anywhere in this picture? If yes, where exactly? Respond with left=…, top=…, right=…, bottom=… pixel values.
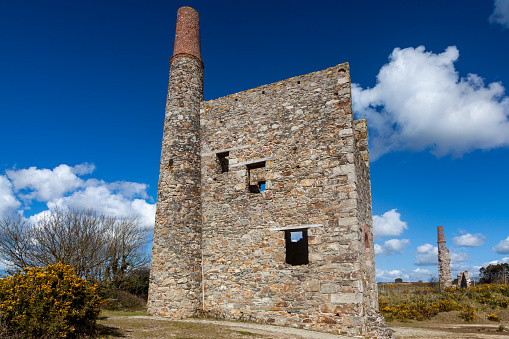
left=437, top=226, right=452, bottom=288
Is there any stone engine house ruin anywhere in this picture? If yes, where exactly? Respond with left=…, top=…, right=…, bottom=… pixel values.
left=149, top=6, right=390, bottom=337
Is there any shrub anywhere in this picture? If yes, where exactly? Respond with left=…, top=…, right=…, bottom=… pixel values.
left=0, top=262, right=102, bottom=338
left=459, top=307, right=476, bottom=322
left=487, top=313, right=500, bottom=322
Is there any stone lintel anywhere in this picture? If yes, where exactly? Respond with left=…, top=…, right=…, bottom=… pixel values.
left=269, top=224, right=323, bottom=231
left=201, top=144, right=251, bottom=156
left=229, top=156, right=277, bottom=168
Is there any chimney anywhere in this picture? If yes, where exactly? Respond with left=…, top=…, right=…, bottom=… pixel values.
left=437, top=226, right=446, bottom=243
left=172, top=6, right=201, bottom=60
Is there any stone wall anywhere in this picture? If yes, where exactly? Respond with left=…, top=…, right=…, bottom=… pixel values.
left=197, top=63, right=378, bottom=337
left=457, top=270, right=471, bottom=288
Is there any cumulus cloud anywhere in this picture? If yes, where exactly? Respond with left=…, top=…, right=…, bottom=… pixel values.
left=490, top=0, right=509, bottom=29
left=6, top=164, right=90, bottom=202
left=4, top=164, right=156, bottom=228
left=415, top=243, right=438, bottom=266
left=373, top=209, right=408, bottom=239
left=415, top=243, right=470, bottom=268
left=375, top=238, right=410, bottom=256
left=46, top=186, right=155, bottom=228
left=483, top=257, right=509, bottom=266
left=493, top=236, right=509, bottom=254
left=376, top=268, right=434, bottom=283
left=450, top=252, right=471, bottom=269
left=0, top=176, right=21, bottom=215
left=352, top=46, right=509, bottom=160
left=452, top=233, right=486, bottom=247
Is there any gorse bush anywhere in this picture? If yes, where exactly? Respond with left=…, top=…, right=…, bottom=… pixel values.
left=0, top=262, right=103, bottom=338
left=379, top=283, right=509, bottom=322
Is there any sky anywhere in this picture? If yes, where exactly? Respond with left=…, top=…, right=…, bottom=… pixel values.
left=1, top=0, right=508, bottom=282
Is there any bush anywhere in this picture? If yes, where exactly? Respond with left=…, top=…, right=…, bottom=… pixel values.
left=459, top=307, right=476, bottom=322
left=0, top=262, right=102, bottom=338
left=487, top=313, right=500, bottom=322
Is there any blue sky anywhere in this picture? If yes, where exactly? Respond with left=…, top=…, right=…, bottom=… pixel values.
left=1, top=0, right=508, bottom=282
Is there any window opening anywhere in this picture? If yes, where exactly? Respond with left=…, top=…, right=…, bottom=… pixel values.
left=247, top=162, right=266, bottom=194
left=363, top=224, right=370, bottom=249
left=168, top=159, right=174, bottom=174
left=217, top=152, right=229, bottom=173
left=249, top=180, right=265, bottom=193
left=285, top=230, right=308, bottom=265
left=259, top=181, right=266, bottom=192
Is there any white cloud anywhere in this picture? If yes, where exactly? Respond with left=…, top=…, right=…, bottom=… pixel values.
left=376, top=267, right=434, bottom=283
left=0, top=175, right=21, bottom=215
left=450, top=252, right=471, bottom=269
left=452, top=233, right=486, bottom=247
left=490, top=0, right=509, bottom=29
left=493, top=236, right=509, bottom=254
left=352, top=46, right=509, bottom=160
left=373, top=209, right=408, bottom=239
left=6, top=164, right=89, bottom=202
left=415, top=243, right=438, bottom=266
left=375, top=238, right=410, bottom=256
left=483, top=257, right=509, bottom=267
left=415, top=243, right=470, bottom=268
left=46, top=186, right=155, bottom=228
left=5, top=163, right=156, bottom=228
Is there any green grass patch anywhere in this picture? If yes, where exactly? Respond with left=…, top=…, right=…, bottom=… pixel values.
left=100, top=309, right=148, bottom=317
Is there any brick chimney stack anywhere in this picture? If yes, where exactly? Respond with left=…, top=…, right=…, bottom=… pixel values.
left=437, top=226, right=446, bottom=243
left=172, top=6, right=201, bottom=61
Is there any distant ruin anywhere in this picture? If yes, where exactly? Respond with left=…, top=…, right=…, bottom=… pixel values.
left=437, top=226, right=452, bottom=288
left=457, top=270, right=471, bottom=288
left=148, top=6, right=392, bottom=338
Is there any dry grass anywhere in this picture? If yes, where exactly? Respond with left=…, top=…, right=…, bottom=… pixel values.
left=97, top=315, right=274, bottom=339
left=379, top=282, right=509, bottom=323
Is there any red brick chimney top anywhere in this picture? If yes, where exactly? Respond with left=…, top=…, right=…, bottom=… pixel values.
left=437, top=226, right=446, bottom=243
left=172, top=6, right=201, bottom=61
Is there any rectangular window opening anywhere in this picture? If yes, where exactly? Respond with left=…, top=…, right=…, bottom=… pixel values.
left=249, top=180, right=266, bottom=193
left=247, top=161, right=266, bottom=194
left=217, top=152, right=229, bottom=173
left=285, top=230, right=309, bottom=265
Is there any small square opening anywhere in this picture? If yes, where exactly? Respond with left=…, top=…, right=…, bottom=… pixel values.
left=285, top=230, right=308, bottom=265
left=249, top=180, right=266, bottom=193
left=217, top=152, right=229, bottom=173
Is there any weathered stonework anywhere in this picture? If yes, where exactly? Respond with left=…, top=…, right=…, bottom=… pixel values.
left=149, top=6, right=392, bottom=338
left=457, top=270, right=471, bottom=288
left=437, top=226, right=452, bottom=288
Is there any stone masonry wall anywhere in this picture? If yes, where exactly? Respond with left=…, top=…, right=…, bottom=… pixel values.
left=148, top=55, right=204, bottom=317
left=198, top=63, right=377, bottom=337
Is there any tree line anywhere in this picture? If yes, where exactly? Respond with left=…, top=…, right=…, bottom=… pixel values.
left=0, top=208, right=151, bottom=290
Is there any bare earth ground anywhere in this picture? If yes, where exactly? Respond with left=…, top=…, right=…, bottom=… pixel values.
left=98, top=313, right=509, bottom=338
left=98, top=314, right=349, bottom=338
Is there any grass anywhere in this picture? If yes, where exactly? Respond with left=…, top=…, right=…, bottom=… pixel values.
left=100, top=309, right=148, bottom=317
left=97, top=312, right=271, bottom=338
left=379, top=282, right=509, bottom=323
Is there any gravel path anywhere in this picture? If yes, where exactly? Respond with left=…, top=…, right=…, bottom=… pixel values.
left=116, top=316, right=351, bottom=338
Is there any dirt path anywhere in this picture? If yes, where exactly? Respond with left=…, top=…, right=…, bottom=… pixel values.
left=99, top=315, right=509, bottom=338
left=100, top=315, right=351, bottom=338
left=392, top=323, right=509, bottom=338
